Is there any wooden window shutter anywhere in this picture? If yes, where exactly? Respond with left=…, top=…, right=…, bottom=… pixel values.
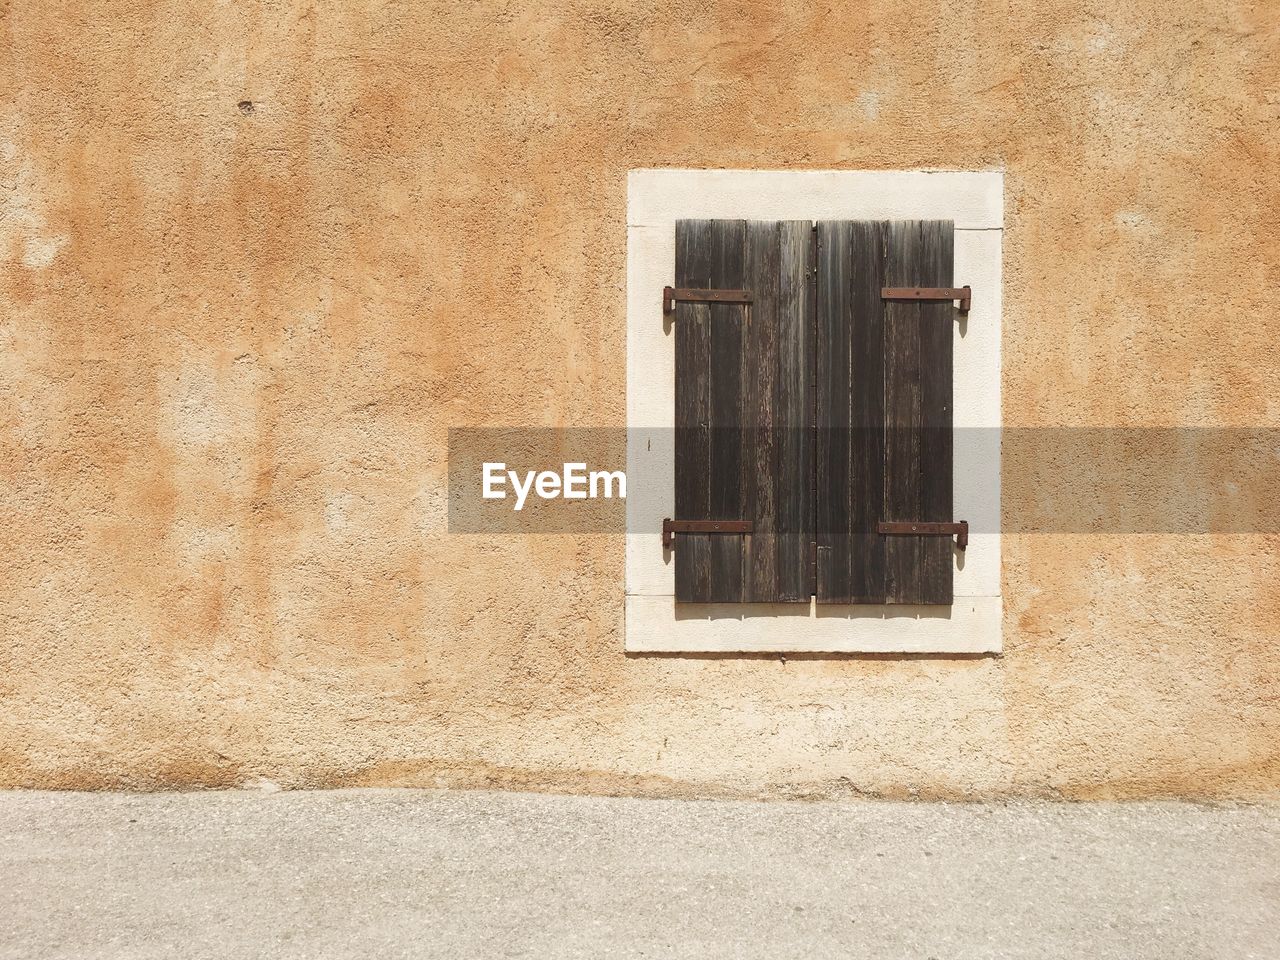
left=672, top=218, right=956, bottom=606
left=816, top=220, right=955, bottom=605
left=673, top=220, right=814, bottom=603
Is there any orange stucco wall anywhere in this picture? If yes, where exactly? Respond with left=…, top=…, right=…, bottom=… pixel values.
left=1, top=0, right=1277, bottom=797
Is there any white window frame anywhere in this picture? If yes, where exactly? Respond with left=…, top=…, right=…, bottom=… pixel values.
left=624, top=169, right=1003, bottom=653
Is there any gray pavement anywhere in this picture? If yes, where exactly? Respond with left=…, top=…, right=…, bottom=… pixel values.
left=0, top=790, right=1276, bottom=959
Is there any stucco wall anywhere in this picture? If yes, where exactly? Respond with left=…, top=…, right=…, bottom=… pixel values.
left=1, top=1, right=1277, bottom=798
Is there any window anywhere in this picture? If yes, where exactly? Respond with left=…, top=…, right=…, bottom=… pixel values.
left=626, top=171, right=1002, bottom=653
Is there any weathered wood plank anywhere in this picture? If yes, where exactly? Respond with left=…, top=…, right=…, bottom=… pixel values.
left=816, top=221, right=853, bottom=603
left=884, top=220, right=954, bottom=604
left=776, top=220, right=814, bottom=601
left=917, top=220, right=955, bottom=604
left=743, top=220, right=779, bottom=601
left=707, top=219, right=746, bottom=602
left=674, top=220, right=712, bottom=602
left=848, top=220, right=888, bottom=603
left=739, top=220, right=814, bottom=602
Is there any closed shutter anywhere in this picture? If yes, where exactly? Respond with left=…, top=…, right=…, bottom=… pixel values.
left=673, top=219, right=814, bottom=603
left=672, top=218, right=957, bottom=605
left=816, top=220, right=955, bottom=605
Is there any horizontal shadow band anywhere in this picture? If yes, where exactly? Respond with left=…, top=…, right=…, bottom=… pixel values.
left=447, top=427, right=1280, bottom=534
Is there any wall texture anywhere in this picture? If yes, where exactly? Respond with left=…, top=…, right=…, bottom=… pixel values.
left=1, top=0, right=1277, bottom=798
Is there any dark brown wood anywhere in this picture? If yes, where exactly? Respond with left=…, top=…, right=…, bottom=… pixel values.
left=741, top=220, right=814, bottom=601
left=664, top=286, right=753, bottom=313
left=884, top=220, right=954, bottom=604
left=707, top=220, right=746, bottom=602
left=878, top=521, right=967, bottom=551
left=816, top=220, right=956, bottom=605
left=664, top=519, right=754, bottom=549
left=676, top=218, right=955, bottom=606
left=807, top=224, right=819, bottom=599
left=915, top=222, right=956, bottom=602
left=674, top=220, right=713, bottom=601
left=743, top=221, right=778, bottom=600
left=672, top=220, right=812, bottom=602
left=815, top=221, right=851, bottom=602
left=816, top=221, right=889, bottom=603
left=847, top=221, right=889, bottom=603
left=881, top=286, right=971, bottom=312
left=779, top=220, right=815, bottom=601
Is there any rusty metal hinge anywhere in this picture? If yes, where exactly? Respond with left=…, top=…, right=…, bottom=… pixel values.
left=877, top=521, right=969, bottom=551
left=881, top=286, right=972, bottom=313
left=809, top=541, right=818, bottom=596
left=662, top=519, right=753, bottom=550
left=663, top=286, right=753, bottom=315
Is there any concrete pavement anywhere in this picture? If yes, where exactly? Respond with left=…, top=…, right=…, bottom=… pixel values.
left=1, top=790, right=1276, bottom=959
